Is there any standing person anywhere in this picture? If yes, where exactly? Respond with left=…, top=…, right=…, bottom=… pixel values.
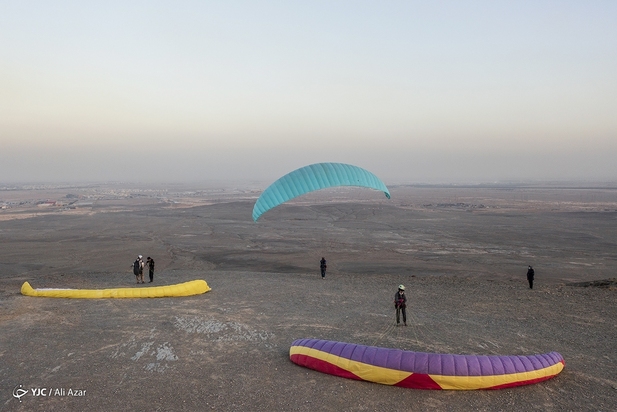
left=132, top=255, right=145, bottom=284
left=138, top=255, right=145, bottom=284
left=527, top=266, right=535, bottom=289
left=320, top=257, right=327, bottom=279
left=146, top=257, right=155, bottom=283
left=394, top=285, right=407, bottom=326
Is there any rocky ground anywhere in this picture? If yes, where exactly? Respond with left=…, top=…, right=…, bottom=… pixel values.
left=1, top=184, right=616, bottom=411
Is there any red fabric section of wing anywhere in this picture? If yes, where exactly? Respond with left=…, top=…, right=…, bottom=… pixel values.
left=290, top=354, right=362, bottom=381
left=394, top=373, right=443, bottom=389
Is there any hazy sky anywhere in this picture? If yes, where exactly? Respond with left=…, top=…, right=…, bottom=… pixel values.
left=2, top=1, right=616, bottom=184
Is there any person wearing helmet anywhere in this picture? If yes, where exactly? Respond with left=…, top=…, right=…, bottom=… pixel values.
left=132, top=255, right=145, bottom=284
left=394, top=284, right=407, bottom=326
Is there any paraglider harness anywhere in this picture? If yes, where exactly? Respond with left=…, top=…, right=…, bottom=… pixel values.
left=133, top=260, right=141, bottom=276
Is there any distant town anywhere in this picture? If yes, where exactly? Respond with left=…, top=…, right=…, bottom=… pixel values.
left=0, top=183, right=264, bottom=214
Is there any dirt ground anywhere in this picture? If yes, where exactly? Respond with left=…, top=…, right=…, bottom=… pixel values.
left=1, top=184, right=616, bottom=411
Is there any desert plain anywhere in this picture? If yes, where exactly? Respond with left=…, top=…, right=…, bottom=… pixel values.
left=0, top=183, right=616, bottom=411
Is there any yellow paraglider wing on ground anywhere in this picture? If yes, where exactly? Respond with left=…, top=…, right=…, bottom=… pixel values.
left=21, top=280, right=210, bottom=299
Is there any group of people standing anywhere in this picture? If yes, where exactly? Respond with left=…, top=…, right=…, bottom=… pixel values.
left=132, top=255, right=155, bottom=284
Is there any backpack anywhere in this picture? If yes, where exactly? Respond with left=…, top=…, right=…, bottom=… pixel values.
left=133, top=260, right=140, bottom=275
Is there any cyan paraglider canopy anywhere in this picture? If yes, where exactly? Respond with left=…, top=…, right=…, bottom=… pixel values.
left=252, top=162, right=391, bottom=221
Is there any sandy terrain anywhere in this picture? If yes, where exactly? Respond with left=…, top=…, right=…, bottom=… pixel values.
left=1, top=183, right=616, bottom=411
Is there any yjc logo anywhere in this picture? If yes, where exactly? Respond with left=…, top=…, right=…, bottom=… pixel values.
left=13, top=385, right=28, bottom=402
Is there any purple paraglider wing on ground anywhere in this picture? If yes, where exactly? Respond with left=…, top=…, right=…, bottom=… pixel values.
left=290, top=339, right=564, bottom=390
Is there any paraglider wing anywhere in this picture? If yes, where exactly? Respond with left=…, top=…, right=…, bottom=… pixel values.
left=252, top=163, right=391, bottom=221
left=290, top=339, right=565, bottom=390
left=21, top=280, right=211, bottom=298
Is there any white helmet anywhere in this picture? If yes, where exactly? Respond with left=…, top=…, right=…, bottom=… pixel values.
left=138, top=255, right=143, bottom=259
left=398, top=284, right=405, bottom=291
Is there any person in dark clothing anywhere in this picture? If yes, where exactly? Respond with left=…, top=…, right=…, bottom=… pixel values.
left=394, top=285, right=407, bottom=326
left=132, top=255, right=144, bottom=284
left=320, top=257, right=327, bottom=279
left=146, top=257, right=155, bottom=283
left=527, top=266, right=535, bottom=289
